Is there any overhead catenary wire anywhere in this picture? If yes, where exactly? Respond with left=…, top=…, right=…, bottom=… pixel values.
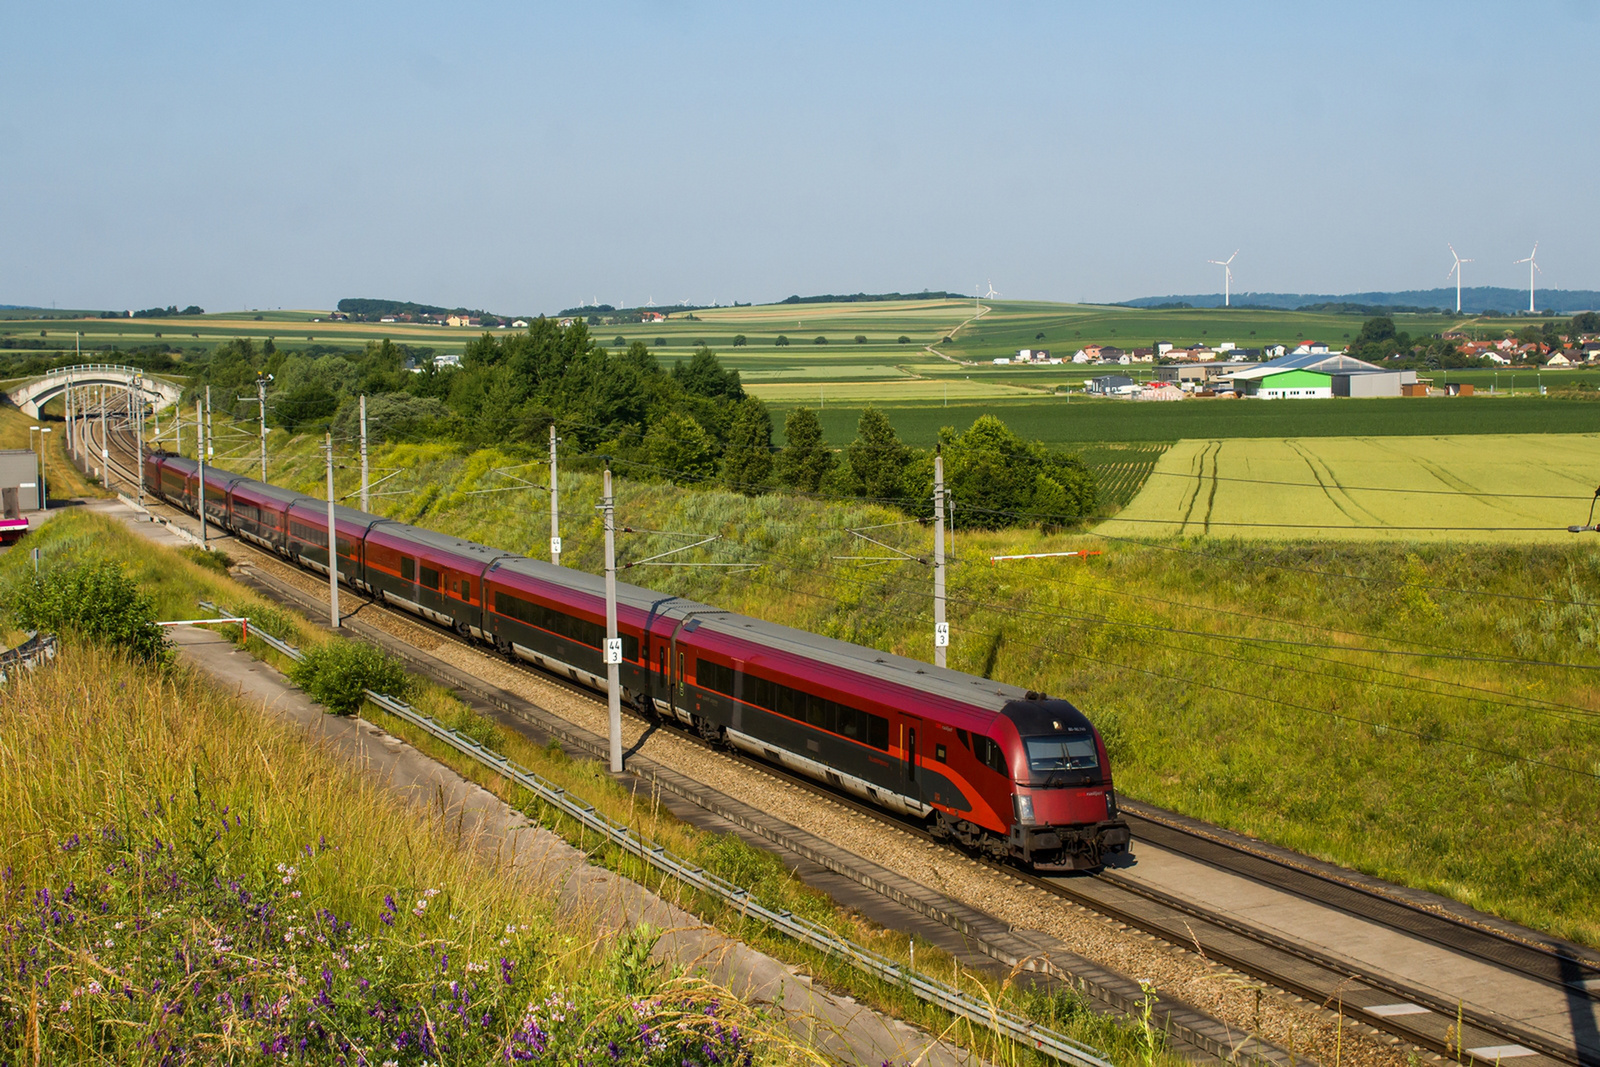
left=113, top=424, right=1600, bottom=769
left=180, top=410, right=1600, bottom=719
left=689, top=525, right=1600, bottom=731
left=1134, top=467, right=1596, bottom=501
left=702, top=565, right=1600, bottom=784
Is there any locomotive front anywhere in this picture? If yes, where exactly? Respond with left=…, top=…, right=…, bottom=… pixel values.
left=1000, top=697, right=1130, bottom=871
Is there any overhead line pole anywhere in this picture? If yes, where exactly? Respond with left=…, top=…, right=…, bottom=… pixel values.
left=205, top=385, right=214, bottom=462
left=359, top=393, right=369, bottom=512
left=549, top=423, right=561, bottom=565
left=934, top=445, right=948, bottom=668
left=196, top=400, right=208, bottom=550
left=135, top=375, right=145, bottom=506
left=326, top=431, right=340, bottom=629
left=602, top=461, right=621, bottom=773
left=257, top=374, right=271, bottom=482
left=98, top=385, right=108, bottom=485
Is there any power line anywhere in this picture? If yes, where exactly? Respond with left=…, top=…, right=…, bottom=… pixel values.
left=1135, top=467, right=1595, bottom=501
left=581, top=494, right=1600, bottom=729
left=702, top=565, right=1600, bottom=784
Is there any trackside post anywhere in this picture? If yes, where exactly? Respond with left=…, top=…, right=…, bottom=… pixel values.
left=602, top=462, right=621, bottom=772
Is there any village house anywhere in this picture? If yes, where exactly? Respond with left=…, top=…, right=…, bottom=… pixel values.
left=1086, top=374, right=1138, bottom=396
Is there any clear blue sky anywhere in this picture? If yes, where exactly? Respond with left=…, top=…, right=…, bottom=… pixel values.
left=4, top=1, right=1595, bottom=313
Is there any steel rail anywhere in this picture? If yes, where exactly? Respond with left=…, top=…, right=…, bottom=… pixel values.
left=105, top=426, right=1594, bottom=1066
left=191, top=601, right=1116, bottom=1067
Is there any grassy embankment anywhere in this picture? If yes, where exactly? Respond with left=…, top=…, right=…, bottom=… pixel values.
left=0, top=535, right=786, bottom=1063
left=224, top=433, right=1600, bottom=948
left=1, top=510, right=1179, bottom=1067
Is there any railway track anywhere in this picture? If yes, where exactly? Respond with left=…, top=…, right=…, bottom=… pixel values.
left=91, top=415, right=1600, bottom=1067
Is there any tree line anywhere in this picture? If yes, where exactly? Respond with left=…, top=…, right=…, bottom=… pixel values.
left=170, top=318, right=1095, bottom=529
left=1345, top=312, right=1600, bottom=368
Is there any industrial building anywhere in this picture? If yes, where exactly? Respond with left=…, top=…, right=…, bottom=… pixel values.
left=1154, top=362, right=1238, bottom=385
left=1220, top=352, right=1416, bottom=399
left=0, top=450, right=41, bottom=517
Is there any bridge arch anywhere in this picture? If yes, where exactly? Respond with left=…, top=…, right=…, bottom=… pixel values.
left=4, top=364, right=184, bottom=418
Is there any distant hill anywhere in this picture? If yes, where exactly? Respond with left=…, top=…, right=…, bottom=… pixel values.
left=778, top=290, right=964, bottom=305
left=1117, top=287, right=1600, bottom=315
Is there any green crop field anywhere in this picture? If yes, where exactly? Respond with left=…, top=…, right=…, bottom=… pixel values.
left=776, top=395, right=1600, bottom=449
left=1077, top=443, right=1173, bottom=511
left=1097, top=433, right=1600, bottom=542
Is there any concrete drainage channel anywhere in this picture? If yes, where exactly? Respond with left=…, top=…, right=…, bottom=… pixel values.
left=199, top=602, right=1118, bottom=1067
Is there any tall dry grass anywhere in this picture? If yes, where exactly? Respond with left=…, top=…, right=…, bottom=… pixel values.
left=0, top=640, right=803, bottom=1064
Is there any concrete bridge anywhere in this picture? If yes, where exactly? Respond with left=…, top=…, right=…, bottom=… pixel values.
left=5, top=364, right=183, bottom=417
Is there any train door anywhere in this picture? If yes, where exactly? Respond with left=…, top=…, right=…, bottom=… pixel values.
left=655, top=644, right=669, bottom=713
left=903, top=714, right=923, bottom=798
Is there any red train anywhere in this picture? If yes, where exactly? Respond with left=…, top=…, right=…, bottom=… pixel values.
left=146, top=451, right=1130, bottom=870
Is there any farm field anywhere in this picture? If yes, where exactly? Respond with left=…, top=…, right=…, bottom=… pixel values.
left=775, top=395, right=1600, bottom=449
left=931, top=300, right=1471, bottom=364
left=1077, top=443, right=1171, bottom=510
left=0, top=296, right=1507, bottom=374
left=1097, top=433, right=1600, bottom=542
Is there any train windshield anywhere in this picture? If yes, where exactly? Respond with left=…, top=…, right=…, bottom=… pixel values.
left=1023, top=734, right=1099, bottom=773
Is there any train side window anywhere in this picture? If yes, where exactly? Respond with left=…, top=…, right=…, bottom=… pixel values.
left=955, top=728, right=971, bottom=750
left=401, top=557, right=416, bottom=582
left=458, top=578, right=472, bottom=601
left=621, top=632, right=638, bottom=661
left=420, top=565, right=440, bottom=590
left=658, top=647, right=667, bottom=675
left=699, top=659, right=735, bottom=696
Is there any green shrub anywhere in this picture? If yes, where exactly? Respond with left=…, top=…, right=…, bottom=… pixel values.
left=288, top=638, right=410, bottom=715
left=5, top=558, right=169, bottom=663
left=180, top=544, right=232, bottom=573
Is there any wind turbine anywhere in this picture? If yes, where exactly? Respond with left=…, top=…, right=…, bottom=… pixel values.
left=1447, top=244, right=1473, bottom=313
left=984, top=280, right=1000, bottom=299
left=645, top=295, right=656, bottom=307
left=1514, top=243, right=1541, bottom=314
left=1207, top=250, right=1238, bottom=307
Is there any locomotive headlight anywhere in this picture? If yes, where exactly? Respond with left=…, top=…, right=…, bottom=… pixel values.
left=1014, top=794, right=1035, bottom=826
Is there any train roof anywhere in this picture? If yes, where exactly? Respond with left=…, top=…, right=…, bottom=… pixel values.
left=231, top=478, right=303, bottom=507
left=172, top=458, right=1076, bottom=726
left=492, top=555, right=1033, bottom=715
left=372, top=520, right=512, bottom=565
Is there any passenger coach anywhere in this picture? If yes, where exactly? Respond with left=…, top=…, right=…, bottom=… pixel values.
left=145, top=451, right=1130, bottom=870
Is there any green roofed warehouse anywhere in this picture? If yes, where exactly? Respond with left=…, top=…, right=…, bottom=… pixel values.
left=1221, top=351, right=1416, bottom=399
